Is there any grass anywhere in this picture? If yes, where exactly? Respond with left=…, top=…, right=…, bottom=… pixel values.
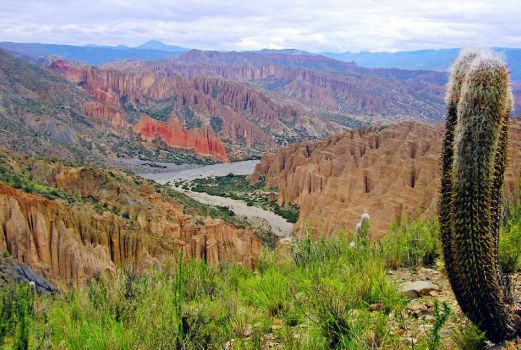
left=0, top=156, right=77, bottom=203
left=500, top=188, right=521, bottom=272
left=380, top=219, right=440, bottom=269
left=0, top=221, right=462, bottom=350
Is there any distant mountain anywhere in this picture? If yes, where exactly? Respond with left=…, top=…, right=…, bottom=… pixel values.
left=0, top=42, right=182, bottom=65
left=322, top=48, right=521, bottom=81
left=246, top=48, right=314, bottom=56
left=136, top=40, right=189, bottom=53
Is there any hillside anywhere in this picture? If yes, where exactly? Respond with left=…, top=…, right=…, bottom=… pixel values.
left=106, top=50, right=449, bottom=123
left=47, top=59, right=333, bottom=154
left=0, top=49, right=244, bottom=164
left=0, top=149, right=262, bottom=287
left=252, top=120, right=521, bottom=236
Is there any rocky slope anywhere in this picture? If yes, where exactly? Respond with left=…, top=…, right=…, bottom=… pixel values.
left=132, top=116, right=228, bottom=161
left=0, top=150, right=262, bottom=287
left=48, top=59, right=337, bottom=151
left=0, top=254, right=58, bottom=294
left=0, top=49, right=229, bottom=165
left=252, top=120, right=521, bottom=236
left=106, top=50, right=448, bottom=123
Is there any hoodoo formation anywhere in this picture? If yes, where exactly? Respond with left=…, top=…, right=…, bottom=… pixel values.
left=252, top=120, right=521, bottom=236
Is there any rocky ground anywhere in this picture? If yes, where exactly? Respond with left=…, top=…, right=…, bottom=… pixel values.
left=0, top=254, right=57, bottom=294
left=390, top=267, right=521, bottom=349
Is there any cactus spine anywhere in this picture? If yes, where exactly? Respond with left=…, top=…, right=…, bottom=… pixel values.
left=439, top=50, right=519, bottom=342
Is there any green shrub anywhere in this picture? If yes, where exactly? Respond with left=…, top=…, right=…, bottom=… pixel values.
left=426, top=301, right=452, bottom=350
left=381, top=219, right=440, bottom=269
left=0, top=284, right=35, bottom=349
left=500, top=191, right=521, bottom=272
left=450, top=322, right=487, bottom=350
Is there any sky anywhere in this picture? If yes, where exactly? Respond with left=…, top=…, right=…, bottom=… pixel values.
left=0, top=0, right=520, bottom=53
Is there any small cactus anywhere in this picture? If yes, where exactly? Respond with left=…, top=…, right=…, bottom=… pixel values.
left=439, top=49, right=520, bottom=342
left=355, top=212, right=370, bottom=246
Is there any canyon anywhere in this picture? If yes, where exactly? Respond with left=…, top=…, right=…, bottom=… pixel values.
left=0, top=47, right=471, bottom=168
left=106, top=50, right=450, bottom=124
left=252, top=119, right=521, bottom=237
left=0, top=150, right=262, bottom=287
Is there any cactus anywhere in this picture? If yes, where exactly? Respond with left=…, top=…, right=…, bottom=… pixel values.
left=439, top=50, right=520, bottom=342
left=355, top=213, right=370, bottom=246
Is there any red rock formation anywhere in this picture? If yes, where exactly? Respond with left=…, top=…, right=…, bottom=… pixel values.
left=48, top=62, right=280, bottom=149
left=252, top=120, right=521, bottom=237
left=105, top=51, right=448, bottom=122
left=133, top=115, right=228, bottom=161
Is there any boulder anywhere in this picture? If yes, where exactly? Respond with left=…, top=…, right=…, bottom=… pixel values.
left=399, top=280, right=440, bottom=298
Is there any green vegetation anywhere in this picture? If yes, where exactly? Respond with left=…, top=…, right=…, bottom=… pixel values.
left=2, top=205, right=521, bottom=349
left=381, top=219, right=440, bottom=269
left=500, top=186, right=521, bottom=273
left=319, top=112, right=366, bottom=129
left=439, top=50, right=519, bottom=342
left=181, top=106, right=202, bottom=129
left=426, top=302, right=451, bottom=350
left=120, top=96, right=176, bottom=123
left=0, top=284, right=34, bottom=349
left=181, top=174, right=300, bottom=223
left=0, top=156, right=76, bottom=203
left=210, top=116, right=224, bottom=133
left=0, top=227, right=420, bottom=349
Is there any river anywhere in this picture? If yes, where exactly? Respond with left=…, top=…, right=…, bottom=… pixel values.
left=140, top=160, right=293, bottom=237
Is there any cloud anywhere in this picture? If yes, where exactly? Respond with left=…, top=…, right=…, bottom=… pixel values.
left=0, top=0, right=519, bottom=52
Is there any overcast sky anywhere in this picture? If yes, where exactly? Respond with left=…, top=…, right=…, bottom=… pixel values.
left=0, top=0, right=520, bottom=52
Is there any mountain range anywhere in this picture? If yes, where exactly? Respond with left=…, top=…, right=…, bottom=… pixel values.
left=322, top=48, right=521, bottom=80
left=0, top=41, right=187, bottom=66
left=2, top=40, right=521, bottom=79
left=0, top=43, right=467, bottom=166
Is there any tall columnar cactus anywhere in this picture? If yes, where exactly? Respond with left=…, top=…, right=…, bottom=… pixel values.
left=439, top=50, right=520, bottom=343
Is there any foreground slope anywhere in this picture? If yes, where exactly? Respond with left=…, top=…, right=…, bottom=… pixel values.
left=252, top=120, right=521, bottom=235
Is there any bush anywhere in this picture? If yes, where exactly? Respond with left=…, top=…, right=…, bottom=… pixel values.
left=0, top=284, right=35, bottom=349
left=450, top=322, right=486, bottom=350
left=380, top=219, right=440, bottom=269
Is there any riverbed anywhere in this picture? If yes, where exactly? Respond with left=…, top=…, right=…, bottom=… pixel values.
left=140, top=160, right=293, bottom=237
left=140, top=160, right=260, bottom=183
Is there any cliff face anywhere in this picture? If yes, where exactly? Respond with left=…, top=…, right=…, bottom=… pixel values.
left=133, top=115, right=228, bottom=161
left=0, top=152, right=262, bottom=287
left=252, top=120, right=521, bottom=236
left=48, top=60, right=234, bottom=160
